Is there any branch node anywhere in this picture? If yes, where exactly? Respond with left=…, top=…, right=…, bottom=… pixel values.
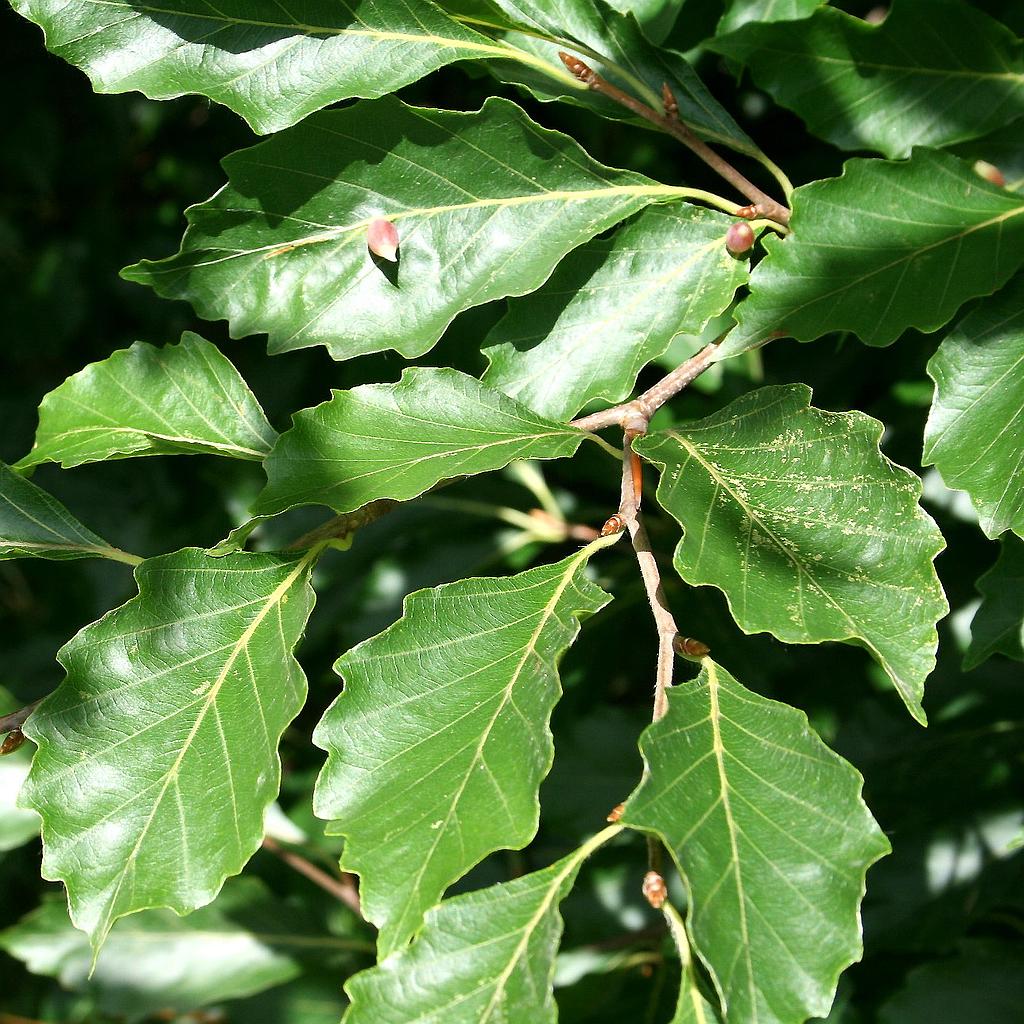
left=660, top=82, right=679, bottom=120
left=607, top=802, right=626, bottom=823
left=558, top=50, right=599, bottom=88
left=600, top=513, right=626, bottom=537
left=642, top=870, right=668, bottom=909
left=673, top=635, right=710, bottom=658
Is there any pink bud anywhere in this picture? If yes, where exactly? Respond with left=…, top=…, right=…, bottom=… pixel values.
left=973, top=160, right=1006, bottom=188
left=367, top=218, right=399, bottom=261
left=725, top=221, right=755, bottom=256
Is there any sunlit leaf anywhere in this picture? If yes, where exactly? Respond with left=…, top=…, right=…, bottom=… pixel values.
left=964, top=535, right=1024, bottom=669
left=314, top=539, right=615, bottom=954
left=635, top=385, right=947, bottom=721
left=716, top=0, right=821, bottom=36
left=21, top=547, right=318, bottom=949
left=623, top=661, right=889, bottom=1024
left=18, top=333, right=276, bottom=469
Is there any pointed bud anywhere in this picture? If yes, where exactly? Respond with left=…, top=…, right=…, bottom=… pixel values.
left=367, top=218, right=399, bottom=261
left=642, top=871, right=668, bottom=909
left=673, top=635, right=710, bottom=658
left=725, top=221, right=755, bottom=256
left=1, top=728, right=26, bottom=756
left=973, top=160, right=1006, bottom=188
left=606, top=802, right=625, bottom=823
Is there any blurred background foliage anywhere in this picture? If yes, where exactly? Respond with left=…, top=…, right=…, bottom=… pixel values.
left=1, top=1, right=1021, bottom=1021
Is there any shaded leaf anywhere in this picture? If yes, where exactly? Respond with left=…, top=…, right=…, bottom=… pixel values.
left=482, top=205, right=748, bottom=421
left=18, top=333, right=276, bottom=470
left=253, top=368, right=593, bottom=518
left=623, top=661, right=889, bottom=1024
left=711, top=1, right=1024, bottom=158
left=21, top=547, right=318, bottom=949
left=663, top=901, right=723, bottom=1024
left=122, top=97, right=680, bottom=363
left=343, top=825, right=622, bottom=1022
left=635, top=385, right=947, bottom=721
left=923, top=273, right=1024, bottom=538
left=717, top=149, right=1024, bottom=357
left=0, top=688, right=39, bottom=853
left=314, top=539, right=615, bottom=954
left=717, top=0, right=821, bottom=36
left=965, top=535, right=1024, bottom=669
left=0, top=462, right=137, bottom=564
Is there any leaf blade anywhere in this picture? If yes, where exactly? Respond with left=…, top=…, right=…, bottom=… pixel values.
left=964, top=534, right=1024, bottom=669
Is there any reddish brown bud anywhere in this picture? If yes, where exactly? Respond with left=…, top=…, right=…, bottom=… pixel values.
left=674, top=635, right=711, bottom=658
left=600, top=514, right=625, bottom=537
left=735, top=204, right=758, bottom=220
left=974, top=160, right=1006, bottom=188
left=642, top=870, right=668, bottom=909
left=1, top=729, right=26, bottom=756
left=558, top=51, right=598, bottom=87
left=606, top=802, right=626, bottom=822
left=661, top=82, right=679, bottom=120
left=725, top=221, right=755, bottom=256
left=367, top=218, right=399, bottom=261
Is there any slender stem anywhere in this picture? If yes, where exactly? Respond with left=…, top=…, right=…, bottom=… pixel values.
left=286, top=498, right=399, bottom=551
left=101, top=546, right=145, bottom=566
left=0, top=699, right=41, bottom=735
left=262, top=836, right=363, bottom=918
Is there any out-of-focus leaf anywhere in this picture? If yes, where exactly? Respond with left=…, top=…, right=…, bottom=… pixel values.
left=253, top=368, right=593, bottom=518
left=122, top=97, right=680, bottom=363
left=623, top=661, right=889, bottom=1024
left=635, top=385, right=947, bottom=721
left=0, top=462, right=137, bottom=564
left=711, top=1, right=1024, bottom=158
left=482, top=205, right=748, bottom=420
left=314, top=539, right=615, bottom=954
left=0, top=688, right=39, bottom=853
left=342, top=826, right=622, bottom=1022
left=965, top=535, right=1024, bottom=668
left=18, top=333, right=276, bottom=469
left=21, top=547, right=318, bottom=949
left=923, top=274, right=1024, bottom=539
left=718, top=149, right=1024, bottom=357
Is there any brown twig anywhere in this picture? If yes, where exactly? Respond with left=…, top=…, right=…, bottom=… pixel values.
left=262, top=835, right=363, bottom=918
left=0, top=699, right=41, bottom=735
left=558, top=53, right=791, bottom=226
left=286, top=499, right=400, bottom=551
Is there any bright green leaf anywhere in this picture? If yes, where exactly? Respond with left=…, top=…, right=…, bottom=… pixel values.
left=342, top=825, right=622, bottom=1022
left=253, top=367, right=595, bottom=518
left=635, top=385, right=947, bottom=721
left=711, top=0, right=1024, bottom=158
left=717, top=0, right=821, bottom=36
left=21, top=547, right=318, bottom=950
left=923, top=274, right=1024, bottom=539
left=0, top=462, right=138, bottom=565
left=17, top=333, right=276, bottom=470
left=122, top=97, right=685, bottom=363
left=0, top=688, right=39, bottom=853
left=314, top=539, right=616, bottom=954
left=717, top=149, right=1024, bottom=358
left=964, top=535, right=1024, bottom=669
left=623, top=661, right=890, bottom=1024
left=481, top=205, right=748, bottom=421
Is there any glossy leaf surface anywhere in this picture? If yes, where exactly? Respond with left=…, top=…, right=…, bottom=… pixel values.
left=718, top=149, right=1024, bottom=357
left=122, top=98, right=677, bottom=362
left=21, top=548, right=318, bottom=948
left=254, top=368, right=592, bottom=517
left=482, top=205, right=748, bottom=420
left=314, top=541, right=614, bottom=954
left=717, top=0, right=821, bottom=36
left=924, top=274, right=1024, bottom=539
left=18, top=333, right=276, bottom=469
left=623, top=661, right=889, bottom=1024
left=635, top=385, right=947, bottom=721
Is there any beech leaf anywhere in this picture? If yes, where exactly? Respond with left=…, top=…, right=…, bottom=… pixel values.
left=17, top=333, right=276, bottom=470
left=482, top=205, right=749, bottom=421
left=253, top=367, right=595, bottom=518
left=635, top=385, right=947, bottom=722
left=314, top=540, right=616, bottom=954
left=0, top=462, right=136, bottom=564
left=717, top=149, right=1024, bottom=358
left=663, top=902, right=724, bottom=1024
left=964, top=535, right=1024, bottom=670
left=711, top=0, right=1024, bottom=159
left=716, top=0, right=821, bottom=36
left=0, top=687, right=40, bottom=853
left=342, top=825, right=622, bottom=1022
left=122, top=97, right=682, bottom=363
left=21, top=547, right=318, bottom=949
left=623, top=661, right=890, bottom=1024
left=923, top=274, right=1024, bottom=539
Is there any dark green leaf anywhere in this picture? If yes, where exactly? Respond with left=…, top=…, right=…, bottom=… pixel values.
left=635, top=385, right=947, bottom=721
left=717, top=0, right=821, bottom=36
left=623, top=661, right=889, bottom=1024
left=663, top=902, right=724, bottom=1024
left=964, top=535, right=1024, bottom=668
left=314, top=539, right=615, bottom=954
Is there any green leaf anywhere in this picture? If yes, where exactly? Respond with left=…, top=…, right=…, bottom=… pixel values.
left=342, top=825, right=622, bottom=1022
left=253, top=367, right=595, bottom=518
left=662, top=902, right=724, bottom=1024
left=0, top=462, right=138, bottom=565
left=923, top=274, right=1024, bottom=539
left=17, top=333, right=276, bottom=470
left=21, top=547, right=318, bottom=950
left=717, top=0, right=821, bottom=36
left=717, top=149, right=1024, bottom=357
left=314, top=539, right=616, bottom=954
left=481, top=205, right=749, bottom=421
left=122, top=97, right=683, bottom=363
left=0, top=879, right=348, bottom=1021
left=622, top=661, right=890, bottom=1024
left=0, top=688, right=39, bottom=853
left=964, top=535, right=1024, bottom=669
left=10, top=0, right=530, bottom=135
left=711, top=1, right=1024, bottom=158
left=634, top=385, right=947, bottom=722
